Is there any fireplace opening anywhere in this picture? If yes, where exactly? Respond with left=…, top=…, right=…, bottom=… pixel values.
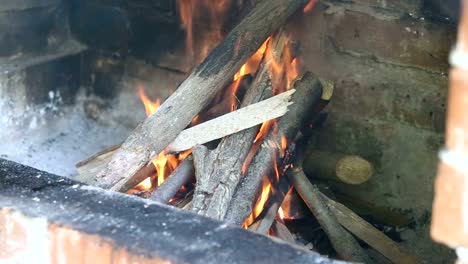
left=0, top=0, right=462, bottom=263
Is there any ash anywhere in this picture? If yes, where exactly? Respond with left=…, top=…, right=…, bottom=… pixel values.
left=0, top=83, right=146, bottom=177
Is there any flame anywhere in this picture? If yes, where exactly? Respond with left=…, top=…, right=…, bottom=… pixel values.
left=243, top=180, right=272, bottom=228
left=278, top=207, right=285, bottom=220
left=230, top=39, right=270, bottom=111
left=303, top=0, right=318, bottom=13
left=135, top=177, right=152, bottom=190
left=242, top=34, right=301, bottom=228
left=177, top=0, right=233, bottom=64
left=138, top=86, right=161, bottom=116
left=280, top=136, right=288, bottom=157
left=134, top=86, right=192, bottom=192
left=265, top=38, right=300, bottom=93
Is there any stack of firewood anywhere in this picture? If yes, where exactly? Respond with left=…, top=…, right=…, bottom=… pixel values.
left=75, top=0, right=422, bottom=263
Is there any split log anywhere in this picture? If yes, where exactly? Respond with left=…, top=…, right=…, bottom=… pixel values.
left=303, top=151, right=374, bottom=185
left=150, top=156, right=194, bottom=204
left=167, top=89, right=295, bottom=153
left=224, top=72, right=323, bottom=225
left=75, top=93, right=293, bottom=188
left=190, top=32, right=288, bottom=220
left=96, top=0, right=312, bottom=192
left=320, top=193, right=422, bottom=264
left=287, top=167, right=371, bottom=263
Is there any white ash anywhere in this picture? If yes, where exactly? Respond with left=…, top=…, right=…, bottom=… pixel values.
left=0, top=84, right=147, bottom=177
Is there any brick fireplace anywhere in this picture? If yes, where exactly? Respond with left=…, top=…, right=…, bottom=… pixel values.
left=0, top=0, right=460, bottom=263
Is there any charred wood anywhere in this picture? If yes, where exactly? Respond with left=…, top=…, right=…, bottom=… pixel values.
left=190, top=32, right=288, bottom=220
left=150, top=156, right=194, bottom=204
left=224, top=72, right=323, bottom=225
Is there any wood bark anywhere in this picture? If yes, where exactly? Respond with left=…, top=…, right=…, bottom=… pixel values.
left=96, top=0, right=311, bottom=192
left=224, top=72, right=323, bottom=225
left=190, top=32, right=288, bottom=220
left=149, top=156, right=194, bottom=204
left=303, top=151, right=374, bottom=185
left=320, top=193, right=422, bottom=264
left=287, top=167, right=371, bottom=263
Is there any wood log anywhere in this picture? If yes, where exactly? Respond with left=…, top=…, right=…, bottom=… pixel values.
left=303, top=151, right=374, bottom=185
left=96, top=0, right=311, bottom=192
left=287, top=167, right=371, bottom=263
left=149, top=156, right=194, bottom=204
left=190, top=32, right=288, bottom=220
left=320, top=193, right=422, bottom=264
left=75, top=92, right=294, bottom=188
left=224, top=72, right=323, bottom=225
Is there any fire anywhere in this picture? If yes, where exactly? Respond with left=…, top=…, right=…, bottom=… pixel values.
left=230, top=39, right=270, bottom=111
left=243, top=180, right=272, bottom=228
left=280, top=136, right=288, bottom=158
left=138, top=86, right=161, bottom=116
left=303, top=0, right=318, bottom=13
left=177, top=0, right=233, bottom=64
left=242, top=35, right=300, bottom=228
left=135, top=86, right=191, bottom=191
left=278, top=207, right=285, bottom=220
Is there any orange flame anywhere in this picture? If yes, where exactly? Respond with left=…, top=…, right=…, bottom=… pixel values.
left=243, top=180, right=272, bottom=228
left=135, top=86, right=191, bottom=191
left=138, top=86, right=161, bottom=116
left=303, top=0, right=318, bottom=13
left=230, top=39, right=270, bottom=111
left=177, top=0, right=233, bottom=64
left=242, top=34, right=301, bottom=228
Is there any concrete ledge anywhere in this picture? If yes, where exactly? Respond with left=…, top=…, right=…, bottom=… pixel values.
left=0, top=159, right=343, bottom=264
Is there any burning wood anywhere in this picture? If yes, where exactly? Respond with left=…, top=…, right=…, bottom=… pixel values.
left=189, top=31, right=289, bottom=220
left=224, top=72, right=324, bottom=225
left=76, top=92, right=294, bottom=189
left=150, top=156, right=194, bottom=204
left=96, top=0, right=313, bottom=192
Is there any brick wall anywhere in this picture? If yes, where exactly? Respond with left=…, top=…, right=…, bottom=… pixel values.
left=289, top=0, right=456, bottom=220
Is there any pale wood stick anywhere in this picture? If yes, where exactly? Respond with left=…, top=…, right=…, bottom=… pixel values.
left=167, top=89, right=295, bottom=153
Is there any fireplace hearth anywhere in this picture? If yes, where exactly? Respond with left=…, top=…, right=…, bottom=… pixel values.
left=0, top=0, right=461, bottom=263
